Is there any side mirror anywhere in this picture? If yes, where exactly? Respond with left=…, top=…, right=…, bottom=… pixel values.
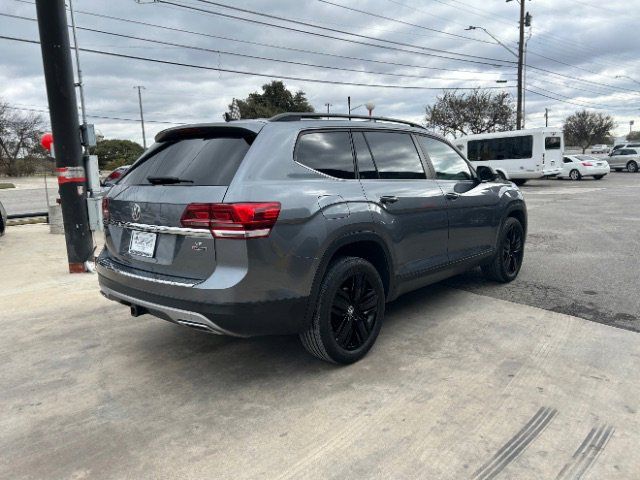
left=476, top=165, right=498, bottom=182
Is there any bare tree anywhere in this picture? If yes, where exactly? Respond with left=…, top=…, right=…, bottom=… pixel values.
left=563, top=110, right=616, bottom=154
left=0, top=100, right=46, bottom=176
left=426, top=88, right=516, bottom=138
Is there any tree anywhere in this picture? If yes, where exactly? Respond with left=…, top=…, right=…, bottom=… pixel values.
left=563, top=110, right=616, bottom=153
left=0, top=99, right=46, bottom=176
left=224, top=80, right=314, bottom=120
left=627, top=130, right=640, bottom=141
left=425, top=88, right=515, bottom=138
left=91, top=138, right=144, bottom=170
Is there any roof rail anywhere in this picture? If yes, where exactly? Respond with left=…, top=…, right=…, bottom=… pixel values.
left=269, top=112, right=425, bottom=130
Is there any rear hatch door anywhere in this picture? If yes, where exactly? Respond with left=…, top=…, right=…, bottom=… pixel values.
left=105, top=128, right=257, bottom=281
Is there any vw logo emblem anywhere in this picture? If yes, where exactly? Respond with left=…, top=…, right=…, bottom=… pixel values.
left=131, top=203, right=141, bottom=222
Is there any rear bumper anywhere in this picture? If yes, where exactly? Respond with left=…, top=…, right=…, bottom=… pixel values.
left=98, top=273, right=310, bottom=337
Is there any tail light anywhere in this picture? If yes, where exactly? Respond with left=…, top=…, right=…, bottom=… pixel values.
left=581, top=162, right=593, bottom=166
left=102, top=197, right=110, bottom=223
left=180, top=202, right=281, bottom=239
left=108, top=169, right=123, bottom=180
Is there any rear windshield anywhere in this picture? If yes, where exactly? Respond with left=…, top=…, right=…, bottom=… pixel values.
left=120, top=135, right=253, bottom=186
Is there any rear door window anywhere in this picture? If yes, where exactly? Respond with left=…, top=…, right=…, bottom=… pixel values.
left=121, top=135, right=253, bottom=186
left=363, top=131, right=426, bottom=179
left=545, top=137, right=561, bottom=149
left=295, top=131, right=355, bottom=179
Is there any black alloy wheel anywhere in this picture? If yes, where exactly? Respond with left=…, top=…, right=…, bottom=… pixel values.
left=482, top=217, right=525, bottom=283
left=300, top=256, right=385, bottom=364
left=502, top=222, right=524, bottom=277
left=331, top=272, right=379, bottom=351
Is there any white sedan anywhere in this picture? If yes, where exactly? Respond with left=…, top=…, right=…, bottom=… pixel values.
left=558, top=155, right=610, bottom=180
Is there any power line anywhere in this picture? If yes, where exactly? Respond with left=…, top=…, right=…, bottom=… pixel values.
left=386, top=0, right=632, bottom=70
left=6, top=105, right=185, bottom=125
left=156, top=0, right=515, bottom=67
left=0, top=34, right=516, bottom=91
left=0, top=12, right=510, bottom=84
left=5, top=0, right=518, bottom=76
left=315, top=0, right=494, bottom=45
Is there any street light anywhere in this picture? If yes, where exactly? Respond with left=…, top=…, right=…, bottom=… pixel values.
left=465, top=26, right=518, bottom=58
left=349, top=101, right=376, bottom=116
left=616, top=75, right=640, bottom=87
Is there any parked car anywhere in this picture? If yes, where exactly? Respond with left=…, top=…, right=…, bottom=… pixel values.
left=101, top=165, right=130, bottom=188
left=590, top=144, right=610, bottom=154
left=0, top=199, right=6, bottom=236
left=607, top=148, right=640, bottom=172
left=612, top=142, right=640, bottom=152
left=558, top=155, right=610, bottom=180
left=97, top=113, right=527, bottom=364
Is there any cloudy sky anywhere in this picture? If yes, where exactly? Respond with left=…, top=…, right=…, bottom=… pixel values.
left=1, top=0, right=638, bottom=144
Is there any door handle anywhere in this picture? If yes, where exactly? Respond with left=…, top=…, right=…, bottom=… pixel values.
left=380, top=195, right=399, bottom=205
left=445, top=192, right=460, bottom=200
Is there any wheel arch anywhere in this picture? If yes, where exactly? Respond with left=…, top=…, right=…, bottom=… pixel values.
left=303, top=231, right=396, bottom=328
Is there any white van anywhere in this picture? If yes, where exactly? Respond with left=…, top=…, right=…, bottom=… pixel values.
left=456, top=128, right=564, bottom=185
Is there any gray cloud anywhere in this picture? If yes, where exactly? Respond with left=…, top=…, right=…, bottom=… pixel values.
left=1, top=0, right=638, bottom=144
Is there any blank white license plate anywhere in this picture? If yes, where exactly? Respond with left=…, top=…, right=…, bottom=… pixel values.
left=129, top=230, right=157, bottom=258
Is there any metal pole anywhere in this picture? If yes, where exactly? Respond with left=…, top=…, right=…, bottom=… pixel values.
left=522, top=29, right=531, bottom=129
left=348, top=96, right=351, bottom=120
left=325, top=103, right=332, bottom=114
left=545, top=108, right=548, bottom=127
left=68, top=0, right=87, bottom=132
left=135, top=86, right=147, bottom=149
left=516, top=0, right=525, bottom=130
left=35, top=0, right=93, bottom=273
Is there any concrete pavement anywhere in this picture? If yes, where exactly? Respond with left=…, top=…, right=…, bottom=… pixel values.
left=1, top=224, right=639, bottom=479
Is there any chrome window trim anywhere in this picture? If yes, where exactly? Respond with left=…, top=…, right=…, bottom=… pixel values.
left=108, top=221, right=213, bottom=238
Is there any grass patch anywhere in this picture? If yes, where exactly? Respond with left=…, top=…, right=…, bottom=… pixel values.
left=0, top=182, right=16, bottom=189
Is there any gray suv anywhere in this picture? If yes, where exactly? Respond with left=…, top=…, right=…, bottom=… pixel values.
left=97, top=113, right=527, bottom=364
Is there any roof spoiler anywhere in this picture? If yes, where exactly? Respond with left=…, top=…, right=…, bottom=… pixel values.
left=155, top=124, right=262, bottom=143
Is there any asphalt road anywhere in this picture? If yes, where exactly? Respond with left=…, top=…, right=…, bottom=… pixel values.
left=447, top=171, right=640, bottom=332
left=0, top=176, right=57, bottom=216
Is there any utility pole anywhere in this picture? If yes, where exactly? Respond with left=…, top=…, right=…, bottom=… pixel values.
left=325, top=103, right=332, bottom=114
left=516, top=0, right=526, bottom=130
left=35, top=0, right=93, bottom=273
left=545, top=108, right=549, bottom=127
left=135, top=86, right=147, bottom=149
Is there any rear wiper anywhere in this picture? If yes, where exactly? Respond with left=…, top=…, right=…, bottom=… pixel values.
left=147, top=176, right=194, bottom=185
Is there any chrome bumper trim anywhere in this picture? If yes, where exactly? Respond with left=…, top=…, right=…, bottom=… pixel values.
left=100, top=284, right=238, bottom=336
left=97, top=257, right=199, bottom=287
left=109, top=221, right=213, bottom=238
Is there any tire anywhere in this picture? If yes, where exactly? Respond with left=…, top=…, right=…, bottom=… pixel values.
left=513, top=179, right=527, bottom=186
left=300, top=256, right=385, bottom=364
left=497, top=171, right=507, bottom=181
left=627, top=161, right=638, bottom=173
left=482, top=217, right=525, bottom=283
left=593, top=175, right=604, bottom=180
left=569, top=169, right=582, bottom=181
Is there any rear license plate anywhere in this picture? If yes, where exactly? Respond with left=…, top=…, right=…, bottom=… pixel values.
left=129, top=230, right=157, bottom=258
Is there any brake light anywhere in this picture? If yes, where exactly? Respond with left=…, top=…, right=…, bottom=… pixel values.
left=101, top=197, right=110, bottom=223
left=581, top=162, right=593, bottom=166
left=108, top=170, right=123, bottom=180
left=180, top=202, right=281, bottom=239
